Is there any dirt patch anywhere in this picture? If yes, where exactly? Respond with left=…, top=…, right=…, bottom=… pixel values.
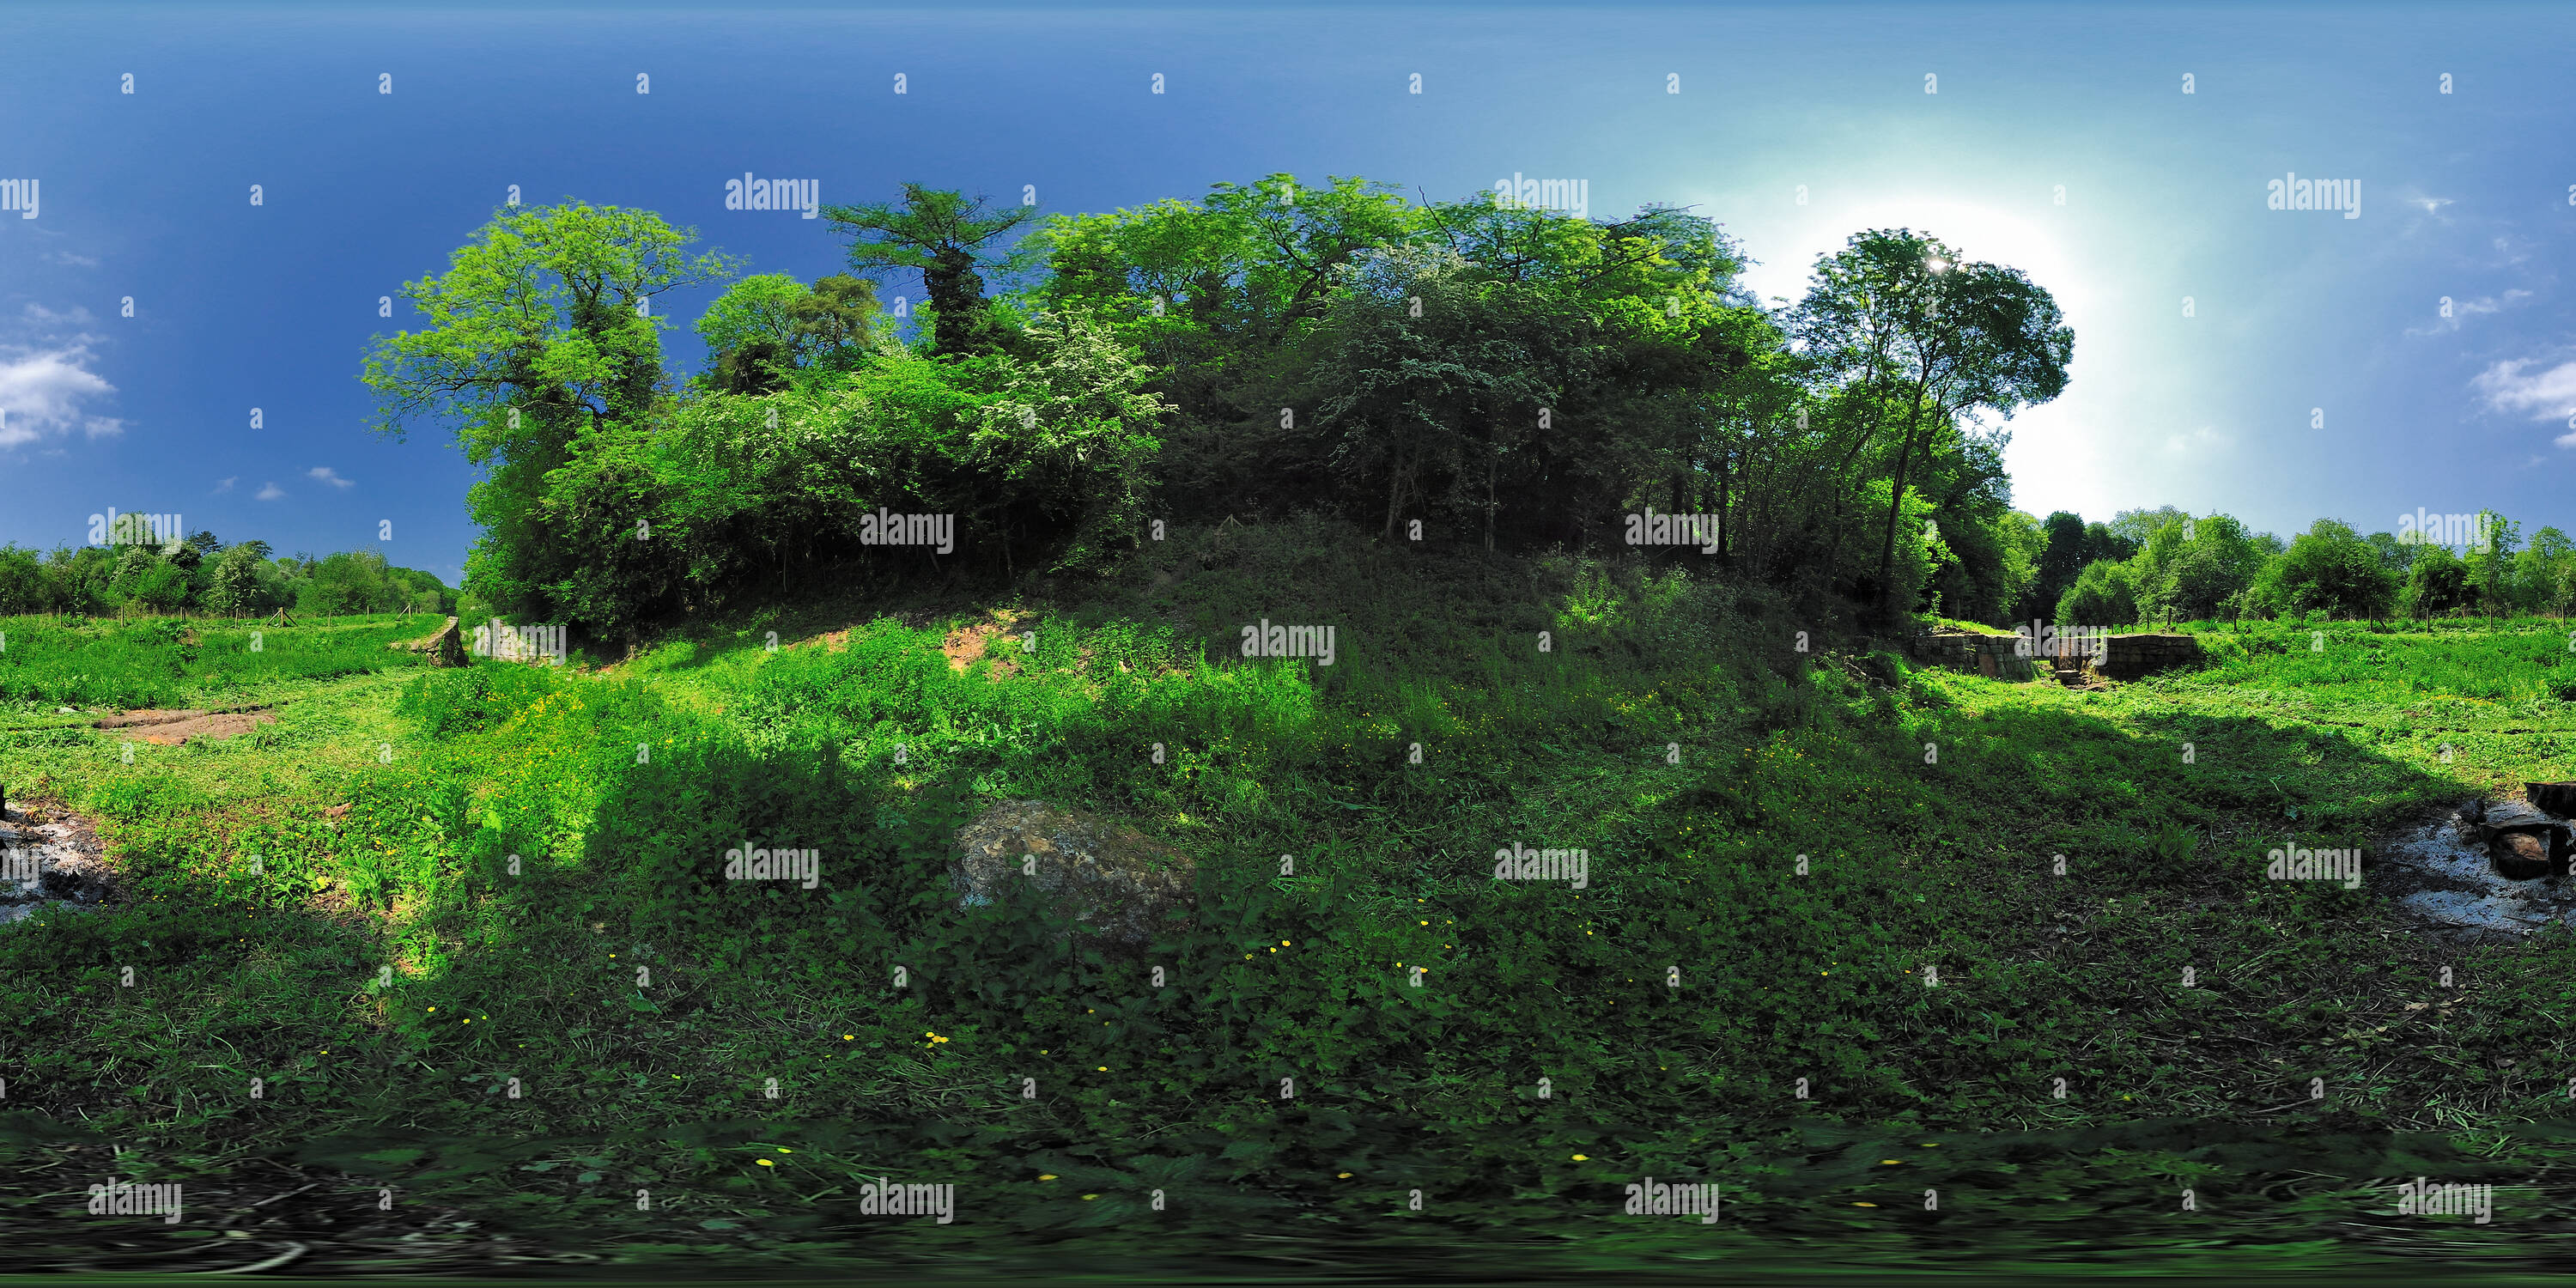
left=94, top=709, right=204, bottom=729
left=942, top=611, right=1034, bottom=677
left=942, top=623, right=999, bottom=672
left=95, top=708, right=276, bottom=745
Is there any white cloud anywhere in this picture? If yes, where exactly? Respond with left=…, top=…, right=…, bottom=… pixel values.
left=2471, top=355, right=2576, bottom=421
left=2557, top=429, right=2576, bottom=450
left=213, top=477, right=237, bottom=495
left=0, top=345, right=118, bottom=447
left=255, top=482, right=284, bottom=501
left=307, top=465, right=354, bottom=489
left=41, top=250, right=99, bottom=268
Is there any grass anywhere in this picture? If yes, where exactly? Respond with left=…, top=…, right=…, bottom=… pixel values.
left=3, top=534, right=2575, bottom=1277
left=0, top=612, right=449, bottom=710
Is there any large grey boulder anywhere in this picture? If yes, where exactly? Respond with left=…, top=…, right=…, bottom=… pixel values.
left=951, top=799, right=1196, bottom=956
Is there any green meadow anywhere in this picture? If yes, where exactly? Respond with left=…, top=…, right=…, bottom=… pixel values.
left=3, top=527, right=2575, bottom=1276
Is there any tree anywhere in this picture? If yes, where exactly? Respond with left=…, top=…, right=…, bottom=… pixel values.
left=361, top=202, right=738, bottom=623
left=0, top=545, right=52, bottom=614
left=2030, top=510, right=2087, bottom=619
left=1991, top=509, right=2047, bottom=623
left=2365, top=530, right=2416, bottom=575
left=1027, top=173, right=1432, bottom=450
left=2520, top=526, right=2573, bottom=618
left=696, top=273, right=883, bottom=394
left=2398, top=544, right=2470, bottom=619
left=823, top=185, right=1036, bottom=358
left=2081, top=521, right=2136, bottom=567
left=2253, top=519, right=2397, bottom=620
left=2130, top=513, right=2268, bottom=623
left=1297, top=246, right=1589, bottom=542
left=2109, top=506, right=2190, bottom=549
left=696, top=273, right=808, bottom=394
left=203, top=544, right=267, bottom=617
left=2466, top=508, right=2518, bottom=621
left=2058, top=559, right=2138, bottom=626
left=1789, top=229, right=2073, bottom=624
left=791, top=275, right=882, bottom=371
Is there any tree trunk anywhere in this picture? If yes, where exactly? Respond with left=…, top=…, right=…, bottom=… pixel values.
left=1874, top=397, right=1928, bottom=622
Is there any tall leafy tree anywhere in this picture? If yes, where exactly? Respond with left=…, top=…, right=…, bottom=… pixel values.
left=2257, top=519, right=2399, bottom=620
left=823, top=185, right=1036, bottom=358
left=361, top=202, right=738, bottom=621
left=2028, top=510, right=2088, bottom=619
left=2467, top=508, right=2518, bottom=620
left=1790, top=229, right=2073, bottom=622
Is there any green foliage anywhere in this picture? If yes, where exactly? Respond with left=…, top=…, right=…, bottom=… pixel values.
left=362, top=201, right=740, bottom=627
left=0, top=613, right=445, bottom=707
left=2057, top=558, right=2138, bottom=626
left=695, top=272, right=883, bottom=394
left=2399, top=544, right=2472, bottom=619
left=395, top=658, right=563, bottom=736
left=11, top=562, right=2576, bottom=1270
left=2251, top=519, right=2399, bottom=620
left=646, top=312, right=1169, bottom=613
left=0, top=539, right=448, bottom=620
left=1789, top=228, right=2074, bottom=620
left=823, top=185, right=1038, bottom=358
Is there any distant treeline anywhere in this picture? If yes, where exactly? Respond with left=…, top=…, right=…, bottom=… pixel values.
left=2025, top=504, right=2572, bottom=627
left=0, top=534, right=454, bottom=617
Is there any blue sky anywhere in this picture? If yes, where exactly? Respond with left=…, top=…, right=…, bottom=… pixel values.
left=3, top=2, right=2573, bottom=583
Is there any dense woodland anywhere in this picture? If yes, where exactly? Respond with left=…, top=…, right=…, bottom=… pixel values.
left=9, top=174, right=2568, bottom=633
